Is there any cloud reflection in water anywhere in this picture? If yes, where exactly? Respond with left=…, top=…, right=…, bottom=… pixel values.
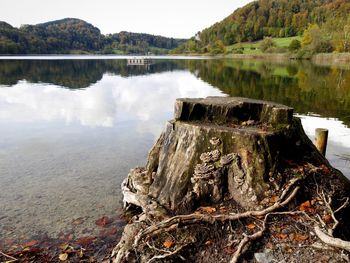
left=0, top=71, right=223, bottom=129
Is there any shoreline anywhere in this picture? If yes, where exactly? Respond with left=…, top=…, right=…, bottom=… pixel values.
left=222, top=52, right=350, bottom=67
left=1, top=52, right=350, bottom=67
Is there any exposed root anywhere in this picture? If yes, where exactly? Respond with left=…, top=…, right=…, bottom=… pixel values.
left=134, top=177, right=301, bottom=252
left=229, top=223, right=265, bottom=263
left=145, top=242, right=189, bottom=263
left=314, top=225, right=350, bottom=252
left=113, top=163, right=350, bottom=263
left=230, top=211, right=304, bottom=263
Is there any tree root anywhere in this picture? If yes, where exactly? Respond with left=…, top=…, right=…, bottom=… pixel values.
left=131, top=177, right=301, bottom=263
left=113, top=168, right=350, bottom=263
left=145, top=242, right=189, bottom=263
left=314, top=226, right=350, bottom=252
left=134, top=177, right=300, bottom=248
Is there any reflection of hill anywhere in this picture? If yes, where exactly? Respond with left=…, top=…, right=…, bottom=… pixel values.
left=178, top=59, right=350, bottom=127
left=1, top=58, right=349, bottom=127
left=0, top=60, right=182, bottom=89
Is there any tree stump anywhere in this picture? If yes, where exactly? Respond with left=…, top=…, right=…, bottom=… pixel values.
left=112, top=97, right=350, bottom=263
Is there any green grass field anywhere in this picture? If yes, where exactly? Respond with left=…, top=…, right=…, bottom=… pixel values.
left=226, top=36, right=302, bottom=54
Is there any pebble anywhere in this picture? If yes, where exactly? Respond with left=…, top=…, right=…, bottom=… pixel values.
left=254, top=249, right=275, bottom=263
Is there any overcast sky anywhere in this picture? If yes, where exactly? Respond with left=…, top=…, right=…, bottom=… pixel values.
left=0, top=0, right=253, bottom=38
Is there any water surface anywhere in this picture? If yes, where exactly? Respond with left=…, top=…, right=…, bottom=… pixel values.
left=0, top=57, right=349, bottom=248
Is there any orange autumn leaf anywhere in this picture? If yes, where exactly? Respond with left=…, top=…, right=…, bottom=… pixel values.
left=294, top=234, right=308, bottom=241
left=199, top=207, right=217, bottom=214
left=275, top=233, right=288, bottom=239
left=299, top=200, right=311, bottom=211
left=163, top=239, right=174, bottom=248
left=270, top=195, right=279, bottom=203
left=246, top=223, right=257, bottom=229
left=322, top=214, right=333, bottom=224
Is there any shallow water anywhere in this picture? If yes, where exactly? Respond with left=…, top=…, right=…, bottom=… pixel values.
left=0, top=57, right=349, bottom=247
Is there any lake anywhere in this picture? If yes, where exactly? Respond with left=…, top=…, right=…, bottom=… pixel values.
left=0, top=57, right=349, bottom=255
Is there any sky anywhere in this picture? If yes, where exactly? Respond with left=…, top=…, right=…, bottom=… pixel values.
left=0, top=0, right=253, bottom=38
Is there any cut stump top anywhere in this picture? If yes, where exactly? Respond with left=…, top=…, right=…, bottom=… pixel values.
left=175, top=96, right=293, bottom=125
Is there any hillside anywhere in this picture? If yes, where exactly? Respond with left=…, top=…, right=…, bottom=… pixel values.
left=0, top=18, right=186, bottom=55
left=174, top=0, right=350, bottom=54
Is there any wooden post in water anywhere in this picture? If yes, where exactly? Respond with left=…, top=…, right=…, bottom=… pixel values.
left=314, top=128, right=328, bottom=156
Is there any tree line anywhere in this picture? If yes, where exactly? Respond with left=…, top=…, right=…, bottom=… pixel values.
left=173, top=0, right=350, bottom=54
left=0, top=18, right=186, bottom=55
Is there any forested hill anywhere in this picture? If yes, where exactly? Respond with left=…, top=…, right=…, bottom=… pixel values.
left=0, top=18, right=187, bottom=55
left=174, top=0, right=350, bottom=54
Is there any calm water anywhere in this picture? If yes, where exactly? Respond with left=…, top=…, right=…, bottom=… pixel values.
left=0, top=57, right=349, bottom=247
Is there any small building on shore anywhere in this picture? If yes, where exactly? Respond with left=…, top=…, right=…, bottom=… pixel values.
left=127, top=57, right=153, bottom=66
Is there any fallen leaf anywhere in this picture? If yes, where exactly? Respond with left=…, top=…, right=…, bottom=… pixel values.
left=246, top=223, right=257, bottom=229
left=299, top=201, right=311, bottom=211
left=78, top=249, right=84, bottom=258
left=275, top=233, right=288, bottom=240
left=22, top=240, right=38, bottom=247
left=270, top=195, right=279, bottom=203
left=199, top=207, right=216, bottom=214
left=205, top=240, right=213, bottom=246
left=322, top=214, right=333, bottom=224
left=298, top=200, right=317, bottom=214
left=75, top=236, right=96, bottom=246
left=59, top=253, right=68, bottom=261
left=100, top=226, right=118, bottom=237
left=294, top=234, right=308, bottom=241
left=163, top=239, right=174, bottom=248
left=95, top=216, right=110, bottom=227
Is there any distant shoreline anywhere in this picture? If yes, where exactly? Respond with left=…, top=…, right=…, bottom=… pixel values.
left=1, top=53, right=350, bottom=67
left=222, top=52, right=350, bottom=67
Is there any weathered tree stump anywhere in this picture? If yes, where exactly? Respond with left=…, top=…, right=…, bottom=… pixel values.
left=112, top=97, right=350, bottom=263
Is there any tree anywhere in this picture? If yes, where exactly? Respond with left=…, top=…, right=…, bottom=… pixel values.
left=289, top=39, right=301, bottom=51
left=301, top=24, right=320, bottom=47
left=259, top=37, right=276, bottom=52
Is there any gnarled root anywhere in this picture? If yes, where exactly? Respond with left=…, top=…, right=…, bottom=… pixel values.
left=131, top=177, right=301, bottom=263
